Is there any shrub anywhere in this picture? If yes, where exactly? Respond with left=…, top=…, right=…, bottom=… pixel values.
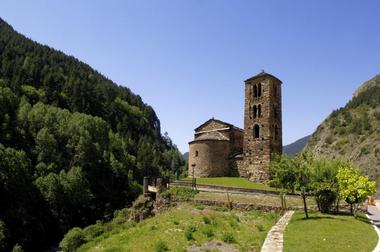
left=202, top=227, right=214, bottom=238
left=315, top=189, right=337, bottom=213
left=129, top=195, right=155, bottom=222
left=155, top=240, right=169, bottom=252
left=361, top=146, right=370, bottom=155
left=162, top=187, right=198, bottom=201
left=0, top=220, right=8, bottom=251
left=194, top=204, right=205, bottom=210
left=83, top=222, right=106, bottom=241
left=221, top=232, right=236, bottom=243
left=185, top=225, right=197, bottom=241
left=202, top=216, right=211, bottom=225
left=325, top=135, right=333, bottom=145
left=11, top=244, right=23, bottom=252
left=112, top=208, right=131, bottom=225
left=59, top=227, right=86, bottom=252
left=374, top=111, right=380, bottom=120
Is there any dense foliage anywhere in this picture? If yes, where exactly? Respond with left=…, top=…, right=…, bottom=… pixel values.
left=0, top=18, right=185, bottom=251
left=337, top=165, right=376, bottom=216
left=270, top=154, right=375, bottom=218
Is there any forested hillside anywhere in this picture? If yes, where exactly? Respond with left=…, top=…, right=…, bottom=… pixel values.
left=0, top=18, right=184, bottom=251
left=305, top=74, right=380, bottom=187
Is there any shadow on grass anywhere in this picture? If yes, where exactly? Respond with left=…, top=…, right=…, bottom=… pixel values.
left=293, top=211, right=372, bottom=225
left=355, top=215, right=372, bottom=225
left=293, top=215, right=336, bottom=222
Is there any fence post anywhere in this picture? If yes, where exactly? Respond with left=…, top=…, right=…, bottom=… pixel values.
left=143, top=176, right=149, bottom=195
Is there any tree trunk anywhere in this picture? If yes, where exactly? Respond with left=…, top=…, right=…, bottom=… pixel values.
left=284, top=194, right=287, bottom=210
left=335, top=197, right=340, bottom=214
left=302, top=194, right=309, bottom=219
left=353, top=203, right=359, bottom=218
left=316, top=196, right=321, bottom=212
left=350, top=203, right=353, bottom=215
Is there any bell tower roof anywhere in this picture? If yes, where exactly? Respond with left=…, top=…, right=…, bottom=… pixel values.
left=245, top=70, right=282, bottom=84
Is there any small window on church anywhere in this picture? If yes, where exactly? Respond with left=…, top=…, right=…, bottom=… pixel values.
left=253, top=105, right=257, bottom=119
left=254, top=125, right=260, bottom=139
left=258, top=83, right=262, bottom=97
left=195, top=151, right=199, bottom=157
left=258, top=104, right=262, bottom=118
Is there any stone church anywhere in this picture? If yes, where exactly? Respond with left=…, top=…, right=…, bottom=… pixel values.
left=188, top=71, right=282, bottom=183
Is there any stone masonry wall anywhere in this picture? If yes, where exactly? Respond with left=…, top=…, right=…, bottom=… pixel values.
left=188, top=140, right=230, bottom=177
left=241, top=74, right=282, bottom=183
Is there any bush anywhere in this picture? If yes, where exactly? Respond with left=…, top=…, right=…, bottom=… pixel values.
left=185, top=225, right=197, bottom=241
left=59, top=227, right=86, bottom=252
left=129, top=195, right=155, bottom=222
left=83, top=222, right=106, bottom=241
left=161, top=187, right=198, bottom=201
left=202, top=227, right=214, bottom=238
left=155, top=240, right=169, bottom=252
left=361, top=146, right=370, bottom=155
left=325, top=135, right=333, bottom=145
left=11, top=244, right=23, bottom=252
left=315, top=189, right=337, bottom=213
left=112, top=208, right=131, bottom=225
left=221, top=232, right=236, bottom=243
left=202, top=216, right=211, bottom=225
left=0, top=220, right=8, bottom=251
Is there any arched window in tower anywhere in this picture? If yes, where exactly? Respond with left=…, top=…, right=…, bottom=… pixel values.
left=253, top=105, right=257, bottom=119
left=254, top=124, right=260, bottom=139
left=253, top=84, right=258, bottom=98
left=258, top=83, right=262, bottom=97
left=258, top=104, right=262, bottom=118
left=195, top=151, right=199, bottom=157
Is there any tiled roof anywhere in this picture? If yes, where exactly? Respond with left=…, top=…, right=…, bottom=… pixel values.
left=195, top=131, right=229, bottom=141
left=245, top=70, right=282, bottom=83
left=194, top=118, right=243, bottom=132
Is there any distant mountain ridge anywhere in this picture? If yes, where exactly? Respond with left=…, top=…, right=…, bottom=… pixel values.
left=283, top=135, right=311, bottom=156
left=305, top=74, right=380, bottom=187
left=182, top=135, right=310, bottom=160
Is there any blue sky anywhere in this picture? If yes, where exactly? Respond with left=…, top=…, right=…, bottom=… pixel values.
left=1, top=0, right=380, bottom=153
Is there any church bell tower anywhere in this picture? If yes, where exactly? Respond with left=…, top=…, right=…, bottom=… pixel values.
left=242, top=70, right=282, bottom=183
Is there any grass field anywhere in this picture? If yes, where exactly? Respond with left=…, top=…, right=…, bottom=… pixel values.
left=284, top=211, right=378, bottom=252
left=78, top=203, right=279, bottom=252
left=180, top=177, right=276, bottom=191
left=194, top=191, right=317, bottom=209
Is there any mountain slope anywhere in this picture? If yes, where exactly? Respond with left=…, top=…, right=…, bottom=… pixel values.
left=283, top=135, right=311, bottom=156
left=0, top=18, right=184, bottom=251
left=305, top=74, right=380, bottom=185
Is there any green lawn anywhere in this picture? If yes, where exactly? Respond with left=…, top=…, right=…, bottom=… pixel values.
left=284, top=211, right=378, bottom=252
left=195, top=191, right=316, bottom=209
left=180, top=177, right=276, bottom=191
left=78, top=203, right=279, bottom=252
